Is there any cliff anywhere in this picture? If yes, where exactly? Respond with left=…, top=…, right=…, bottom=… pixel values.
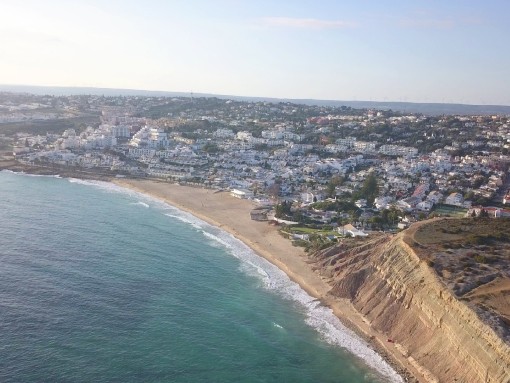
left=311, top=221, right=510, bottom=383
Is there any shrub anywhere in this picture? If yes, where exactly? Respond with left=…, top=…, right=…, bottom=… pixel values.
left=292, top=240, right=308, bottom=248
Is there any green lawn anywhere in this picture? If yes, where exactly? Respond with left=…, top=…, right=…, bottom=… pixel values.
left=431, top=204, right=468, bottom=217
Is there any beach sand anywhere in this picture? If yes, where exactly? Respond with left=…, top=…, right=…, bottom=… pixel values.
left=113, top=179, right=329, bottom=296
left=113, top=178, right=424, bottom=383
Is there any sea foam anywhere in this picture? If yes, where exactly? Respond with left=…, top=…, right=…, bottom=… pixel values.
left=131, top=201, right=149, bottom=208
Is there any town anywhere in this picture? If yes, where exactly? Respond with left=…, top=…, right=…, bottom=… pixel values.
left=2, top=91, right=510, bottom=244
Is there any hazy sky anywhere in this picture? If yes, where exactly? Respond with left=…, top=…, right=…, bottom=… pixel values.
left=1, top=0, right=509, bottom=105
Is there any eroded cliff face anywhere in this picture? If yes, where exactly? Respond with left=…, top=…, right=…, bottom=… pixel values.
left=312, top=234, right=510, bottom=383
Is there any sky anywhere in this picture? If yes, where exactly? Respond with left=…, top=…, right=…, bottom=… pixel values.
left=1, top=0, right=509, bottom=105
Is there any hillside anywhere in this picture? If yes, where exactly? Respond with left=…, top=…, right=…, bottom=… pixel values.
left=310, top=219, right=510, bottom=382
left=2, top=84, right=510, bottom=115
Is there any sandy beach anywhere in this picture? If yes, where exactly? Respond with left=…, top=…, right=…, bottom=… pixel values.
left=113, top=178, right=426, bottom=383
left=113, top=179, right=329, bottom=297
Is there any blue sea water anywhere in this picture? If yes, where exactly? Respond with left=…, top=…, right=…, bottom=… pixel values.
left=0, top=171, right=402, bottom=383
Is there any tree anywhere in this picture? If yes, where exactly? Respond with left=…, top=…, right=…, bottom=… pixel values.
left=202, top=142, right=220, bottom=153
left=388, top=208, right=400, bottom=226
left=369, top=216, right=383, bottom=230
left=359, top=172, right=379, bottom=205
left=479, top=209, right=490, bottom=218
left=326, top=175, right=344, bottom=198
left=464, top=191, right=475, bottom=200
left=292, top=210, right=305, bottom=224
left=275, top=201, right=292, bottom=218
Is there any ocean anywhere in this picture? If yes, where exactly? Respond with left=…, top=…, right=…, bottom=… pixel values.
left=0, top=171, right=402, bottom=383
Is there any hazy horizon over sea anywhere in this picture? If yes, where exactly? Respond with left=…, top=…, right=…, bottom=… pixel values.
left=0, top=171, right=402, bottom=383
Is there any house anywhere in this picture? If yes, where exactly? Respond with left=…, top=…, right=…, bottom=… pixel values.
left=445, top=192, right=464, bottom=206
left=411, top=183, right=429, bottom=199
left=338, top=224, right=368, bottom=237
left=427, top=190, right=443, bottom=204
left=397, top=196, right=421, bottom=211
left=503, top=191, right=510, bottom=205
left=303, top=209, right=337, bottom=224
left=374, top=196, right=394, bottom=210
left=231, top=189, right=253, bottom=199
left=468, top=207, right=510, bottom=218
left=416, top=200, right=434, bottom=211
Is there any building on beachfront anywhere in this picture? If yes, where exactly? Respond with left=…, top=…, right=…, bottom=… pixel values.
left=230, top=188, right=253, bottom=199
left=250, top=208, right=270, bottom=221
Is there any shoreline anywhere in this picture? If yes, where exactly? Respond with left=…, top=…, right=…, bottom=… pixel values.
left=111, top=178, right=423, bottom=383
left=1, top=164, right=422, bottom=382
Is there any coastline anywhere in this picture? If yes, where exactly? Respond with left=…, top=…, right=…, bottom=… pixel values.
left=0, top=163, right=421, bottom=382
left=112, top=178, right=424, bottom=383
left=112, top=179, right=330, bottom=298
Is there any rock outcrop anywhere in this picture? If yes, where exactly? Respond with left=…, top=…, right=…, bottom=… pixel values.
left=311, top=231, right=510, bottom=383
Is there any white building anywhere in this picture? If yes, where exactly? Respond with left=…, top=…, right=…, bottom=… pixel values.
left=236, top=131, right=252, bottom=141
left=416, top=200, right=434, bottom=211
left=129, top=126, right=169, bottom=149
left=353, top=141, right=377, bottom=153
left=128, top=147, right=156, bottom=158
left=213, top=128, right=235, bottom=139
left=339, top=224, right=368, bottom=237
left=230, top=189, right=254, bottom=199
left=379, top=144, right=418, bottom=157
left=83, top=134, right=117, bottom=149
left=336, top=137, right=356, bottom=147
left=262, top=130, right=283, bottom=139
